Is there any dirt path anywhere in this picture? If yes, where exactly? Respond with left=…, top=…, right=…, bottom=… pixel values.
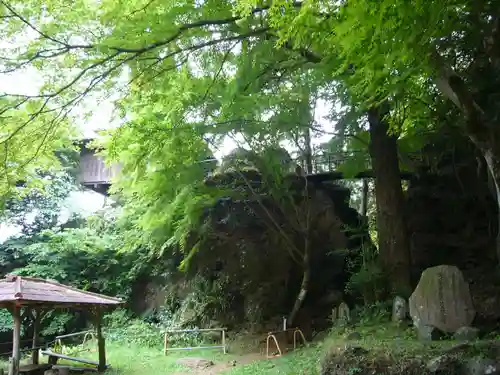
left=170, top=353, right=266, bottom=375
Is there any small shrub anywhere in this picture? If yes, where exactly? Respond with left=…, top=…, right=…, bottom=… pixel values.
left=106, top=320, right=161, bottom=348
left=104, top=309, right=162, bottom=347
left=346, top=262, right=386, bottom=304
left=0, top=310, right=13, bottom=332
left=103, top=309, right=130, bottom=329
left=352, top=301, right=391, bottom=325
left=103, top=308, right=206, bottom=349
left=41, top=312, right=75, bottom=336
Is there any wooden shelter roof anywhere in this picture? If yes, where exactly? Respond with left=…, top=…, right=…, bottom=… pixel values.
left=0, top=275, right=122, bottom=308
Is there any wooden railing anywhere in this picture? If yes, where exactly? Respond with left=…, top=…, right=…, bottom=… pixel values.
left=293, top=150, right=369, bottom=175
left=78, top=149, right=418, bottom=186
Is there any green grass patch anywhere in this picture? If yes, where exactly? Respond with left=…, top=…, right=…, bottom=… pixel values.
left=225, top=344, right=322, bottom=375
left=106, top=344, right=216, bottom=374
left=321, top=321, right=460, bottom=363
left=1, top=322, right=493, bottom=375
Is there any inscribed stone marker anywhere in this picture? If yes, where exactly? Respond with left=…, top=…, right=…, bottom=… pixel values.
left=408, top=265, right=475, bottom=333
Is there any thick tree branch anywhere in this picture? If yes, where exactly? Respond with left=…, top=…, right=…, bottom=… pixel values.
left=2, top=0, right=273, bottom=54
left=431, top=48, right=489, bottom=135
left=127, top=0, right=157, bottom=18
left=1, top=0, right=70, bottom=46
left=0, top=1, right=302, bottom=179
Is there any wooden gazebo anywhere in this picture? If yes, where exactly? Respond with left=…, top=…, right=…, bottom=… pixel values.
left=0, top=275, right=122, bottom=375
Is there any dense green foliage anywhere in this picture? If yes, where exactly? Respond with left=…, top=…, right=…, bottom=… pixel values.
left=0, top=212, right=145, bottom=332
left=0, top=0, right=471, bottom=265
left=0, top=0, right=498, bottom=205
left=0, top=93, right=76, bottom=203
left=0, top=1, right=499, bottom=365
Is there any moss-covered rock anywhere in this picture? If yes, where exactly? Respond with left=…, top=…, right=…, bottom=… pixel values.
left=319, top=340, right=500, bottom=375
left=139, top=170, right=373, bottom=329
left=320, top=345, right=428, bottom=375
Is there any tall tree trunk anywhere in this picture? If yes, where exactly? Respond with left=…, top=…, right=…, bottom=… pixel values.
left=303, top=127, right=313, bottom=174
left=360, top=179, right=369, bottom=217
left=367, top=103, right=412, bottom=296
left=287, top=237, right=311, bottom=327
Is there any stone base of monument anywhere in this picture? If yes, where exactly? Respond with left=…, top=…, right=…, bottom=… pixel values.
left=417, top=325, right=446, bottom=341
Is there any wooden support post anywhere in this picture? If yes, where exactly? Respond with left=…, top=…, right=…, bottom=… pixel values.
left=31, top=309, right=42, bottom=365
left=9, top=305, right=21, bottom=375
left=221, top=329, right=226, bottom=354
left=94, top=308, right=106, bottom=372
left=360, top=179, right=369, bottom=217
left=163, top=332, right=168, bottom=356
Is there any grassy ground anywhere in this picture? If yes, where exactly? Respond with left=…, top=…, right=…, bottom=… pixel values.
left=0, top=322, right=478, bottom=375
left=105, top=344, right=226, bottom=374
left=0, top=333, right=322, bottom=375
left=225, top=346, right=322, bottom=375
left=103, top=342, right=322, bottom=375
left=94, top=323, right=461, bottom=374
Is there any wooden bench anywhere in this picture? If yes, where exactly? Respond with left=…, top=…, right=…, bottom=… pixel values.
left=40, top=350, right=108, bottom=369
left=19, top=363, right=52, bottom=375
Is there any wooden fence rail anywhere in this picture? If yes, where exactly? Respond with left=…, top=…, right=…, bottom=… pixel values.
left=163, top=328, right=227, bottom=355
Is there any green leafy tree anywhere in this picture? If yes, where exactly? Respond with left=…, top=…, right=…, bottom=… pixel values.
left=238, top=0, right=500, bottom=263
left=0, top=98, right=76, bottom=205
left=2, top=169, right=80, bottom=236
left=0, top=0, right=444, bottom=295
left=12, top=212, right=145, bottom=301
left=0, top=164, right=83, bottom=279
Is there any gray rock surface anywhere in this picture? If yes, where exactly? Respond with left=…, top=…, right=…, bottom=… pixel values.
left=392, top=296, right=408, bottom=323
left=464, top=357, right=499, bottom=375
left=345, top=331, right=361, bottom=340
left=454, top=326, right=480, bottom=342
left=417, top=324, right=444, bottom=341
left=337, top=302, right=351, bottom=325
left=409, top=265, right=475, bottom=333
left=427, top=355, right=460, bottom=373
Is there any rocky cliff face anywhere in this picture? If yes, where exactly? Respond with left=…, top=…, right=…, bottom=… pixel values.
left=406, top=130, right=500, bottom=324
left=132, top=171, right=373, bottom=330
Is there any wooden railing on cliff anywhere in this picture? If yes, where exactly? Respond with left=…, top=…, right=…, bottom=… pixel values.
left=78, top=147, right=416, bottom=194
